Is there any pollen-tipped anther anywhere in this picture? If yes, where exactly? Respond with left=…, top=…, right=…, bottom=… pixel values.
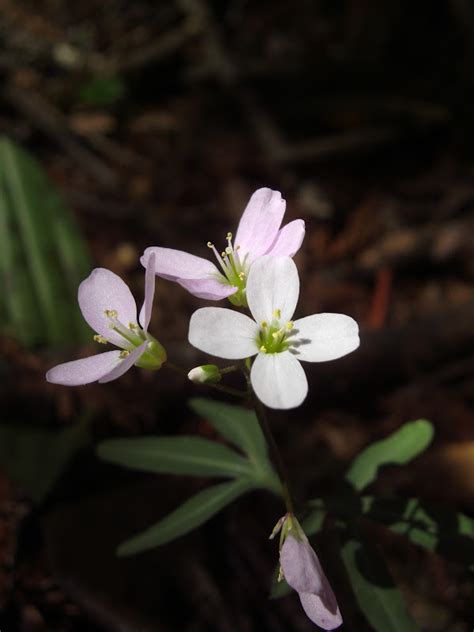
left=119, top=350, right=130, bottom=359
left=105, top=309, right=118, bottom=318
left=273, top=308, right=281, bottom=319
left=93, top=334, right=107, bottom=344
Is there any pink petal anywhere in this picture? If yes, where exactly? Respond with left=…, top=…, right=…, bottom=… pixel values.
left=299, top=591, right=343, bottom=630
left=234, top=188, right=286, bottom=262
left=78, top=269, right=137, bottom=348
left=139, top=252, right=156, bottom=331
left=266, top=220, right=305, bottom=257
left=280, top=534, right=325, bottom=594
left=141, top=247, right=219, bottom=281
left=46, top=351, right=122, bottom=386
left=99, top=342, right=148, bottom=383
left=178, top=277, right=238, bottom=300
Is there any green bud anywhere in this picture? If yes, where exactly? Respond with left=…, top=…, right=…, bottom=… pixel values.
left=187, top=364, right=222, bottom=384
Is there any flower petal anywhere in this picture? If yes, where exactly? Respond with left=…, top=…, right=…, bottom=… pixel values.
left=250, top=351, right=307, bottom=409
left=246, top=255, right=299, bottom=324
left=299, top=591, right=343, bottom=630
left=178, top=277, right=238, bottom=301
left=234, top=188, right=286, bottom=261
left=139, top=252, right=156, bottom=331
left=46, top=351, right=122, bottom=386
left=280, top=534, right=324, bottom=594
left=141, top=247, right=219, bottom=281
left=78, top=268, right=137, bottom=347
left=99, top=342, right=148, bottom=383
left=188, top=308, right=259, bottom=359
left=266, top=219, right=305, bottom=257
left=291, top=314, right=360, bottom=362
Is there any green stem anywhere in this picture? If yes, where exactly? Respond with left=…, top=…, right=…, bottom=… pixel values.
left=165, top=361, right=248, bottom=399
left=253, top=396, right=295, bottom=515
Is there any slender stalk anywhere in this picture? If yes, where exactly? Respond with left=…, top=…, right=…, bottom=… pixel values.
left=165, top=361, right=248, bottom=399
left=253, top=397, right=295, bottom=515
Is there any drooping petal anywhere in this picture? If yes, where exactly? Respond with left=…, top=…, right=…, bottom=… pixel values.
left=291, top=313, right=360, bottom=362
left=46, top=351, right=122, bottom=386
left=247, top=256, right=299, bottom=324
left=141, top=247, right=219, bottom=281
left=178, top=277, right=238, bottom=301
left=299, top=591, right=343, bottom=630
left=266, top=219, right=305, bottom=257
left=280, top=534, right=324, bottom=594
left=99, top=342, right=148, bottom=383
left=234, top=188, right=286, bottom=261
left=188, top=308, right=259, bottom=359
left=78, top=268, right=138, bottom=347
left=250, top=350, right=308, bottom=409
left=139, top=252, right=156, bottom=331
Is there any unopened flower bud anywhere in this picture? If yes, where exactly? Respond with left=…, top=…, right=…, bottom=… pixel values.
left=187, top=364, right=222, bottom=384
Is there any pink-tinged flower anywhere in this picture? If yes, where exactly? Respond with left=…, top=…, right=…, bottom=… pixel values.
left=278, top=515, right=342, bottom=630
left=46, top=254, right=166, bottom=386
left=141, top=188, right=305, bottom=306
left=188, top=255, right=359, bottom=409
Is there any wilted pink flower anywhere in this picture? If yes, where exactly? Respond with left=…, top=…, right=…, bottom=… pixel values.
left=46, top=254, right=166, bottom=386
left=280, top=521, right=342, bottom=630
left=141, top=188, right=305, bottom=306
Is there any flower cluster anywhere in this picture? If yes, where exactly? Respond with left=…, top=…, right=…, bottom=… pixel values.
left=46, top=187, right=359, bottom=627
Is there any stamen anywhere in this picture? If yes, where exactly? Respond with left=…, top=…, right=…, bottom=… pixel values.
left=119, top=350, right=130, bottom=359
left=129, top=322, right=139, bottom=330
left=286, top=321, right=294, bottom=330
left=105, top=309, right=118, bottom=318
left=261, top=321, right=268, bottom=328
left=93, top=334, right=107, bottom=344
left=207, top=241, right=228, bottom=274
left=207, top=241, right=214, bottom=248
left=226, top=232, right=233, bottom=241
left=259, top=345, right=267, bottom=353
left=273, top=308, right=281, bottom=319
left=272, top=328, right=284, bottom=339
left=238, top=271, right=245, bottom=280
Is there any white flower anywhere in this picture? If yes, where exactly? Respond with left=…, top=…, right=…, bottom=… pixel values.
left=188, top=256, right=359, bottom=409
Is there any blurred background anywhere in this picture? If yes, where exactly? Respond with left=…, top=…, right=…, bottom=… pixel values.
left=1, top=0, right=474, bottom=630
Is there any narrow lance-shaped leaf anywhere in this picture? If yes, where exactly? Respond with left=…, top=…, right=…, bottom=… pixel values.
left=97, top=435, right=254, bottom=479
left=341, top=536, right=421, bottom=632
left=118, top=478, right=254, bottom=556
left=346, top=420, right=434, bottom=492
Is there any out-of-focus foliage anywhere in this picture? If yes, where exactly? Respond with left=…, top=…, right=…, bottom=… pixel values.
left=78, top=75, right=125, bottom=107
left=98, top=398, right=281, bottom=555
left=0, top=419, right=91, bottom=503
left=0, top=137, right=91, bottom=348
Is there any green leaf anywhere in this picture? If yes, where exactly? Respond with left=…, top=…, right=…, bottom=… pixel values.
left=79, top=75, right=125, bottom=107
left=189, top=398, right=281, bottom=494
left=341, top=536, right=420, bottom=632
left=118, top=478, right=253, bottom=556
left=346, top=420, right=434, bottom=492
left=0, top=137, right=92, bottom=348
left=0, top=420, right=90, bottom=503
left=189, top=398, right=267, bottom=463
left=98, top=435, right=254, bottom=479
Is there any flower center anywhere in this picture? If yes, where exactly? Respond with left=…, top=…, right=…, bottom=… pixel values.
left=207, top=232, right=248, bottom=306
left=257, top=309, right=295, bottom=354
left=95, top=309, right=166, bottom=370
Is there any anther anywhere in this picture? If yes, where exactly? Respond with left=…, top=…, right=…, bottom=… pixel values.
left=119, top=350, right=130, bottom=359
left=93, top=334, right=107, bottom=344
left=129, top=322, right=139, bottom=330
left=225, top=246, right=232, bottom=255
left=261, top=321, right=268, bottom=328
left=273, top=308, right=281, bottom=319
left=207, top=241, right=214, bottom=248
left=286, top=321, right=294, bottom=330
left=259, top=345, right=267, bottom=353
left=226, top=232, right=233, bottom=241
left=105, top=309, right=118, bottom=318
left=238, top=272, right=245, bottom=280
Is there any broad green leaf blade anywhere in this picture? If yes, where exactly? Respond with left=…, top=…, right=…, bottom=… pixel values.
left=346, top=420, right=434, bottom=492
left=0, top=420, right=90, bottom=503
left=118, top=478, right=253, bottom=556
left=98, top=435, right=254, bottom=479
left=189, top=398, right=268, bottom=463
left=0, top=137, right=91, bottom=347
left=341, top=537, right=420, bottom=632
left=189, top=398, right=281, bottom=494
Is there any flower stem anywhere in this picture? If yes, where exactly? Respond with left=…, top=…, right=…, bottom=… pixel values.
left=253, top=397, right=295, bottom=514
left=165, top=361, right=248, bottom=399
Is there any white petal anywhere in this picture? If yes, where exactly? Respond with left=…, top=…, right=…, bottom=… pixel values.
left=46, top=351, right=122, bottom=386
left=99, top=342, right=148, bottom=383
left=266, top=219, right=305, bottom=257
left=139, top=252, right=156, bottom=331
left=291, top=314, right=360, bottom=362
left=188, top=308, right=259, bottom=360
left=234, top=188, right=286, bottom=261
left=246, top=256, right=299, bottom=324
left=250, top=351, right=308, bottom=409
left=78, top=268, right=137, bottom=347
left=299, top=591, right=343, bottom=630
